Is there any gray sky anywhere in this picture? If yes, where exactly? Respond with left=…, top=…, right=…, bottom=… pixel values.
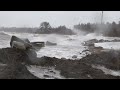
left=0, top=11, right=120, bottom=28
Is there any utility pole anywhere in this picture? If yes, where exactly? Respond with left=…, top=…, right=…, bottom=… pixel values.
left=101, top=11, right=103, bottom=24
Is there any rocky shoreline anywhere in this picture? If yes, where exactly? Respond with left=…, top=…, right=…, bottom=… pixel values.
left=35, top=54, right=120, bottom=79
left=0, top=46, right=120, bottom=79
left=0, top=48, right=38, bottom=79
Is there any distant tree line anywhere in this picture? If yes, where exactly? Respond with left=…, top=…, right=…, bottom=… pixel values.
left=74, top=21, right=120, bottom=37
left=1, top=21, right=120, bottom=37
left=0, top=27, right=37, bottom=33
left=0, top=21, right=75, bottom=35
left=36, top=22, right=75, bottom=35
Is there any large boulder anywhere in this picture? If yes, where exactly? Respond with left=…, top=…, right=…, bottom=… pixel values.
left=10, top=36, right=32, bottom=50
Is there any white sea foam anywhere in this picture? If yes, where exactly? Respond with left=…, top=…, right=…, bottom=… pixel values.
left=1, top=31, right=120, bottom=59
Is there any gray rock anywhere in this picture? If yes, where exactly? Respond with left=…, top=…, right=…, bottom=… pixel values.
left=43, top=75, right=51, bottom=78
left=10, top=36, right=32, bottom=50
left=72, top=55, right=77, bottom=59
left=46, top=41, right=57, bottom=46
left=31, top=42, right=45, bottom=51
left=12, top=41, right=26, bottom=50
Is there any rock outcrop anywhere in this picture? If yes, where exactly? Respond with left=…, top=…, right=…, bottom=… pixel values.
left=0, top=48, right=38, bottom=79
left=0, top=36, right=120, bottom=79
left=10, top=36, right=32, bottom=50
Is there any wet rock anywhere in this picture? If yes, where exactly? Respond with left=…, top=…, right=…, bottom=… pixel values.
left=46, top=41, right=57, bottom=46
left=26, top=49, right=37, bottom=62
left=72, top=55, right=77, bottom=59
left=112, top=39, right=120, bottom=42
left=67, top=38, right=75, bottom=41
left=98, top=39, right=108, bottom=42
left=10, top=36, right=32, bottom=50
left=43, top=75, right=51, bottom=78
left=31, top=42, right=45, bottom=47
left=12, top=41, right=26, bottom=50
left=49, top=70, right=56, bottom=74
left=84, top=39, right=98, bottom=46
left=0, top=48, right=37, bottom=64
left=0, top=47, right=39, bottom=79
left=82, top=49, right=89, bottom=53
left=30, top=42, right=45, bottom=51
left=61, top=58, right=66, bottom=60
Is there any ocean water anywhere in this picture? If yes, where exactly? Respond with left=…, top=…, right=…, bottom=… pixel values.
left=95, top=42, right=120, bottom=50
left=1, top=31, right=120, bottom=59
left=0, top=31, right=89, bottom=59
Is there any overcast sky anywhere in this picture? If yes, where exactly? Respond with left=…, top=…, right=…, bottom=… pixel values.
left=0, top=11, right=120, bottom=28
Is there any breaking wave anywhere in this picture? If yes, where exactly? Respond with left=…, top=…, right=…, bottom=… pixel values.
left=1, top=31, right=120, bottom=59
